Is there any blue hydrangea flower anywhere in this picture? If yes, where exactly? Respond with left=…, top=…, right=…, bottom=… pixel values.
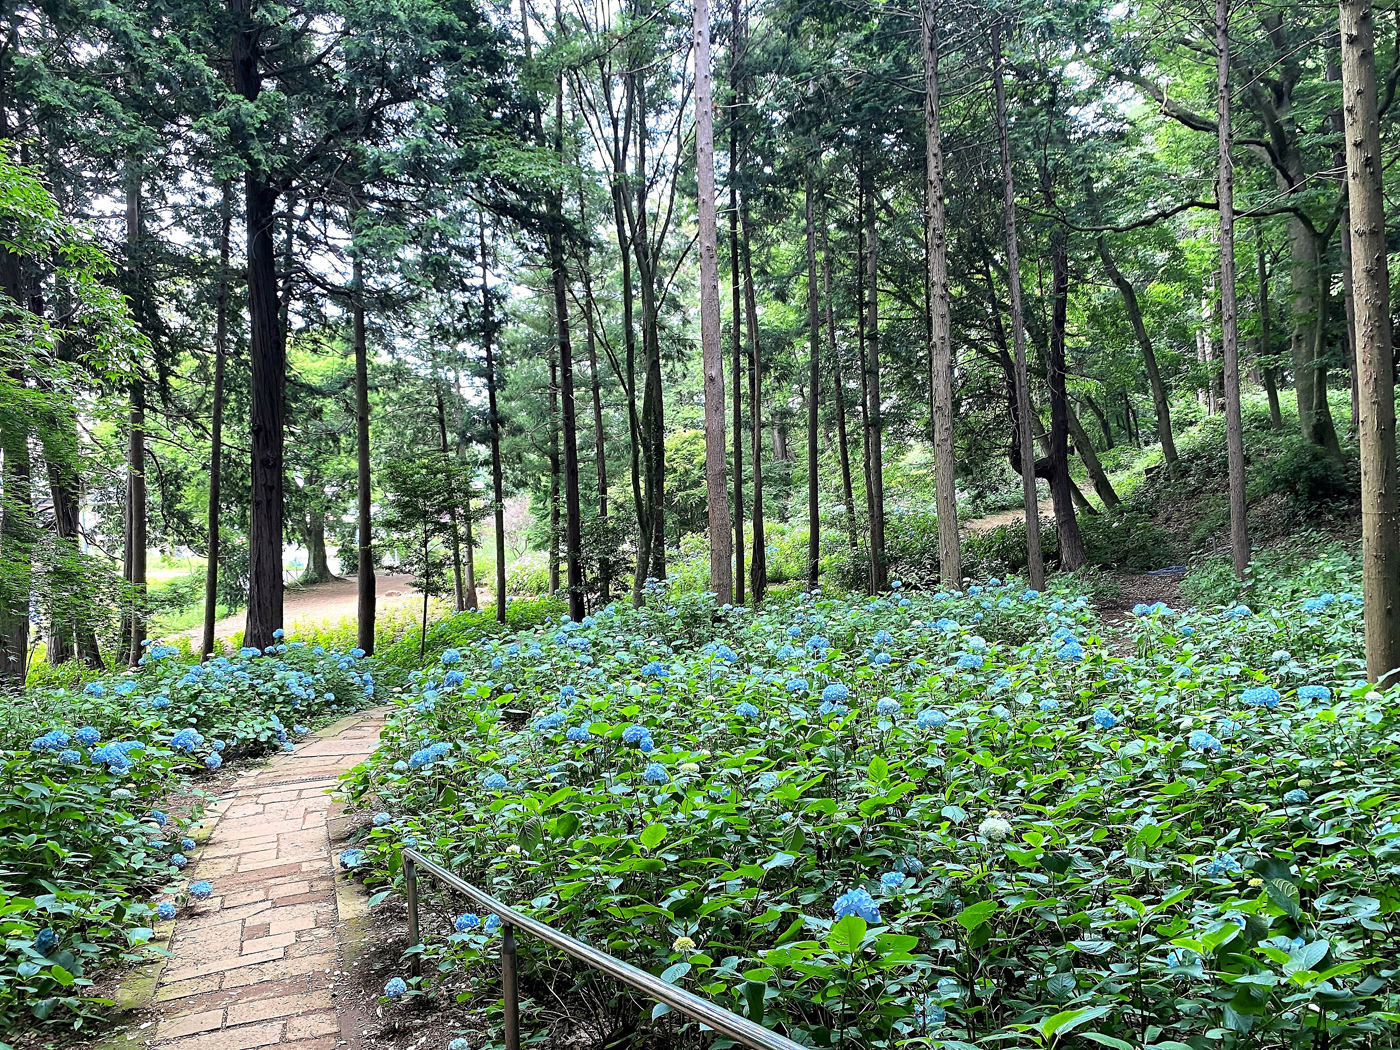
left=1038, top=698, right=1060, bottom=713
left=449, top=1040, right=469, bottom=1050
left=873, top=652, right=892, bottom=666
left=205, top=753, right=222, bottom=770
left=116, top=680, right=138, bottom=696
left=1283, top=788, right=1308, bottom=804
left=171, top=728, right=201, bottom=753
left=643, top=763, right=669, bottom=784
left=181, top=838, right=196, bottom=851
left=805, top=635, right=830, bottom=652
left=384, top=977, right=407, bottom=999
left=822, top=683, right=850, bottom=704
left=641, top=661, right=668, bottom=678
left=157, top=902, right=177, bottom=920
left=150, top=810, right=168, bottom=827
left=34, top=928, right=57, bottom=953
left=786, top=625, right=803, bottom=638
left=1056, top=640, right=1085, bottom=662
left=84, top=682, right=106, bottom=697
left=484, top=914, right=501, bottom=934
left=873, top=629, right=893, bottom=647
left=1223, top=604, right=1253, bottom=618
left=757, top=772, right=779, bottom=791
left=900, top=855, right=924, bottom=875
left=212, top=739, right=226, bottom=752
left=75, top=726, right=101, bottom=746
left=917, top=709, right=948, bottom=729
left=735, top=702, right=759, bottom=719
left=534, top=711, right=566, bottom=732
left=1241, top=686, right=1281, bottom=709
left=786, top=677, right=809, bottom=693
left=1188, top=729, right=1222, bottom=753
left=455, top=913, right=481, bottom=932
left=1297, top=685, right=1330, bottom=702
left=1092, top=708, right=1116, bottom=729
left=483, top=772, right=508, bottom=791
left=622, top=724, right=650, bottom=746
left=441, top=648, right=462, bottom=665
left=833, top=887, right=880, bottom=923
left=171, top=854, right=187, bottom=869
left=339, top=849, right=365, bottom=869
left=880, top=871, right=904, bottom=892
left=1203, top=853, right=1242, bottom=878
left=817, top=701, right=849, bottom=718
left=373, top=812, right=392, bottom=826
left=58, top=749, right=81, bottom=765
left=567, top=724, right=592, bottom=743
left=914, top=998, right=946, bottom=1026
left=956, top=653, right=984, bottom=671
left=189, top=881, right=213, bottom=901
left=876, top=697, right=900, bottom=717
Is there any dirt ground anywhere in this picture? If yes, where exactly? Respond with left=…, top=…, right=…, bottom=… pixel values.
left=182, top=574, right=424, bottom=644
left=962, top=500, right=1055, bottom=533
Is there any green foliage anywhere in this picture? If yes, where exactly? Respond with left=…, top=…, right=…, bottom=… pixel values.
left=375, top=596, right=566, bottom=670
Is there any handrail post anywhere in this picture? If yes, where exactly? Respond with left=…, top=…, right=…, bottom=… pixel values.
left=404, top=854, right=421, bottom=979
left=502, top=921, right=520, bottom=1050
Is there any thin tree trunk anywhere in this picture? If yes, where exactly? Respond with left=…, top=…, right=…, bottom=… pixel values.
left=548, top=344, right=561, bottom=596
left=1097, top=235, right=1179, bottom=470
left=1047, top=238, right=1087, bottom=569
left=1339, top=0, right=1400, bottom=681
left=804, top=160, right=821, bottom=590
left=233, top=0, right=286, bottom=651
left=1217, top=0, right=1251, bottom=580
left=1328, top=51, right=1362, bottom=437
left=1080, top=389, right=1115, bottom=449
left=203, top=182, right=232, bottom=657
left=993, top=23, right=1045, bottom=589
left=923, top=0, right=959, bottom=586
left=482, top=217, right=507, bottom=622
left=125, top=171, right=147, bottom=665
left=741, top=207, right=766, bottom=602
left=463, top=490, right=478, bottom=612
left=1067, top=408, right=1121, bottom=508
left=1202, top=272, right=1219, bottom=416
left=353, top=251, right=375, bottom=653
left=821, top=203, right=858, bottom=553
left=1255, top=222, right=1285, bottom=429
left=729, top=42, right=745, bottom=603
left=436, top=379, right=466, bottom=612
left=632, top=76, right=666, bottom=586
left=579, top=189, right=610, bottom=606
left=862, top=164, right=888, bottom=593
left=694, top=0, right=734, bottom=604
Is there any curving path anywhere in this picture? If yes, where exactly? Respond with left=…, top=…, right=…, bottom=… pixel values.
left=128, top=709, right=387, bottom=1050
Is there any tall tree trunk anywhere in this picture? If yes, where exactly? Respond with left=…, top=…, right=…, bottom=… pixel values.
left=821, top=203, right=858, bottom=553
left=1047, top=238, right=1087, bottom=569
left=862, top=164, right=888, bottom=593
left=922, top=0, right=959, bottom=586
left=233, top=0, right=286, bottom=651
left=1080, top=389, right=1115, bottom=449
left=693, top=0, right=734, bottom=604
left=579, top=188, right=611, bottom=606
left=1096, top=236, right=1179, bottom=471
left=1290, top=226, right=1344, bottom=460
left=353, top=252, right=375, bottom=653
left=1328, top=51, right=1362, bottom=437
left=552, top=15, right=585, bottom=623
left=993, top=23, right=1045, bottom=589
left=463, top=489, right=478, bottom=612
left=632, top=77, right=666, bottom=586
left=203, top=182, right=232, bottom=658
left=304, top=511, right=331, bottom=582
left=125, top=171, right=147, bottom=665
left=1201, top=272, right=1219, bottom=416
left=729, top=45, right=745, bottom=604
left=0, top=406, right=31, bottom=682
left=804, top=160, right=821, bottom=590
left=1217, top=0, right=1251, bottom=580
left=741, top=208, right=766, bottom=602
left=1339, top=0, right=1400, bottom=681
left=436, top=379, right=466, bottom=612
left=548, top=343, right=561, bottom=596
left=1255, top=222, right=1285, bottom=429
left=1067, top=408, right=1121, bottom=508
left=482, top=217, right=507, bottom=623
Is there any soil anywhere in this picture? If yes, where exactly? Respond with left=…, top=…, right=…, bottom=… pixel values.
left=181, top=574, right=425, bottom=644
left=962, top=500, right=1055, bottom=534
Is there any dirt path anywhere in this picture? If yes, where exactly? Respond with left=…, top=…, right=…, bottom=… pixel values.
left=183, top=575, right=423, bottom=645
left=963, top=500, right=1054, bottom=533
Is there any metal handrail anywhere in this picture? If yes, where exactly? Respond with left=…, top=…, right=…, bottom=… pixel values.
left=401, top=848, right=804, bottom=1050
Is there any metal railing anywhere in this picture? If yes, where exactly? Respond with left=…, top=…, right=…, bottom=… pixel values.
left=402, top=848, right=804, bottom=1050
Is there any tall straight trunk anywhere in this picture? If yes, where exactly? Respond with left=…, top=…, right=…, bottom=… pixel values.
left=552, top=14, right=585, bottom=623
left=125, top=172, right=147, bottom=665
left=1290, top=226, right=1344, bottom=460
left=482, top=218, right=507, bottom=622
left=1067, top=408, right=1121, bottom=508
left=1255, top=223, right=1285, bottom=429
left=305, top=512, right=330, bottom=582
left=922, top=0, right=959, bottom=586
left=233, top=0, right=285, bottom=651
left=548, top=344, right=561, bottom=596
left=1047, top=238, right=1087, bottom=569
left=1339, top=0, right=1400, bottom=681
left=693, top=0, right=734, bottom=604
left=0, top=405, right=31, bottom=681
left=1216, top=0, right=1250, bottom=580
left=728, top=0, right=745, bottom=603
left=822, top=204, right=858, bottom=553
left=435, top=380, right=466, bottom=612
left=856, top=179, right=874, bottom=549
left=463, top=490, right=478, bottom=612
left=1201, top=273, right=1219, bottom=415
left=804, top=161, right=821, bottom=590
left=741, top=208, right=766, bottom=601
left=1097, top=236, right=1179, bottom=470
left=993, top=23, right=1044, bottom=589
left=353, top=253, right=375, bottom=653
left=862, top=164, right=888, bottom=593
left=1328, top=53, right=1362, bottom=436
left=203, top=182, right=232, bottom=657
left=632, top=76, right=666, bottom=585
left=579, top=188, right=611, bottom=605
left=1080, top=390, right=1115, bottom=449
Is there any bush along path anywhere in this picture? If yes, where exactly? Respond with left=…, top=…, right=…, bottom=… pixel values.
left=113, top=709, right=387, bottom=1050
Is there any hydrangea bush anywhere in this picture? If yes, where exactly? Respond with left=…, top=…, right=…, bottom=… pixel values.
left=0, top=636, right=375, bottom=1030
left=341, top=578, right=1397, bottom=1047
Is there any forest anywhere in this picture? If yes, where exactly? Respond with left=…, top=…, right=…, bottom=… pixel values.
left=1, top=0, right=1398, bottom=1047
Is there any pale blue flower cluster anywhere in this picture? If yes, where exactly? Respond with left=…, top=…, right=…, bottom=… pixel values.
left=833, top=886, right=881, bottom=922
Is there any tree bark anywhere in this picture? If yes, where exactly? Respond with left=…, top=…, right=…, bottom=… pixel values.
left=729, top=41, right=745, bottom=604
left=234, top=0, right=286, bottom=651
left=804, top=160, right=821, bottom=590
left=579, top=188, right=611, bottom=606
left=923, top=0, right=960, bottom=586
left=1047, top=238, right=1087, bottom=569
left=1080, top=389, right=1115, bottom=449
left=203, top=182, right=232, bottom=658
left=1254, top=222, right=1285, bottom=429
left=821, top=202, right=858, bottom=553
left=482, top=217, right=507, bottom=622
left=125, top=170, right=147, bottom=665
left=693, top=0, right=734, bottom=604
left=1217, top=0, right=1251, bottom=580
left=548, top=343, right=561, bottom=596
left=993, top=23, right=1045, bottom=589
left=1067, top=408, right=1121, bottom=508
left=435, top=378, right=466, bottom=612
left=862, top=163, right=888, bottom=593
left=1339, top=0, right=1400, bottom=681
left=353, top=252, right=375, bottom=653
left=741, top=207, right=766, bottom=602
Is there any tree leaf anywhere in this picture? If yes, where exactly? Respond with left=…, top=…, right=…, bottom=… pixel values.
left=956, top=899, right=997, bottom=930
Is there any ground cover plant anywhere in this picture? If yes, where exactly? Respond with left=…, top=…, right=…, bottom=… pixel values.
left=0, top=637, right=376, bottom=1037
left=342, top=579, right=1396, bottom=1049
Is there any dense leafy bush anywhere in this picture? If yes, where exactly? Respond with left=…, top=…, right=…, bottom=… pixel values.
left=339, top=578, right=1397, bottom=1049
left=375, top=596, right=567, bottom=671
left=0, top=636, right=376, bottom=1033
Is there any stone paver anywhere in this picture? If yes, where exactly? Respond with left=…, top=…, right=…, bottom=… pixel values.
left=142, top=710, right=386, bottom=1050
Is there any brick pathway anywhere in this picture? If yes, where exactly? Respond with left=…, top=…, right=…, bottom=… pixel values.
left=140, top=709, right=387, bottom=1050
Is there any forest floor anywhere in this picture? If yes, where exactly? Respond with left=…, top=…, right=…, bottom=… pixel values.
left=182, top=575, right=423, bottom=644
left=962, top=500, right=1055, bottom=533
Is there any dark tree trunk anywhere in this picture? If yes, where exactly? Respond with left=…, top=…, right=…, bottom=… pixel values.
left=124, top=171, right=147, bottom=665
left=548, top=344, right=561, bottom=596
left=804, top=164, right=820, bottom=589
left=203, top=182, right=231, bottom=657
left=1254, top=222, right=1284, bottom=429
left=435, top=379, right=466, bottom=612
left=482, top=218, right=507, bottom=623
left=353, top=252, right=375, bottom=653
left=579, top=187, right=610, bottom=605
left=1047, top=237, right=1087, bottom=570
left=729, top=0, right=745, bottom=602
left=862, top=163, right=888, bottom=593
left=234, top=0, right=286, bottom=651
left=1080, top=390, right=1115, bottom=449
left=821, top=203, right=858, bottom=553
left=741, top=207, right=766, bottom=603
left=304, top=511, right=331, bottom=583
left=1067, top=408, right=1121, bottom=508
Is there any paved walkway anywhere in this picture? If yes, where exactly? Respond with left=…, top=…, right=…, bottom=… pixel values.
left=140, top=709, right=387, bottom=1050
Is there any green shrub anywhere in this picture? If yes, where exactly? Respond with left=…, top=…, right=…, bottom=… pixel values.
left=375, top=595, right=566, bottom=669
